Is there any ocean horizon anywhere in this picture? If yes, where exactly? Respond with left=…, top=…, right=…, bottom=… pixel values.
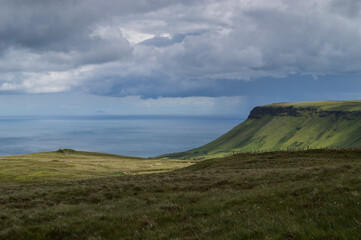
left=0, top=114, right=243, bottom=157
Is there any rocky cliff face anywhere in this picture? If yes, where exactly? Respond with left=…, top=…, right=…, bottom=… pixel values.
left=248, top=106, right=361, bottom=120
left=248, top=106, right=317, bottom=119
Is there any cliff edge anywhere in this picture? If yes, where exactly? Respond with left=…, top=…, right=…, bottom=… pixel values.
left=163, top=100, right=361, bottom=159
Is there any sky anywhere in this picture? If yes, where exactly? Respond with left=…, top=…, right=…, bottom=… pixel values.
left=1, top=0, right=361, bottom=117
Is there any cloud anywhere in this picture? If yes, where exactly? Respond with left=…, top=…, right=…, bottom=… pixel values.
left=0, top=0, right=361, bottom=97
left=330, top=0, right=361, bottom=18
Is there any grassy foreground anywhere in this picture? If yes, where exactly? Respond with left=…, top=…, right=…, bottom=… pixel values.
left=0, top=149, right=193, bottom=183
left=1, top=149, right=361, bottom=239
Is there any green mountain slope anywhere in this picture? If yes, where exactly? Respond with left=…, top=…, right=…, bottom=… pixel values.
left=166, top=100, right=361, bottom=159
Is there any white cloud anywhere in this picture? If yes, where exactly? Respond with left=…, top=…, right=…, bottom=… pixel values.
left=119, top=28, right=155, bottom=45
left=0, top=66, right=93, bottom=93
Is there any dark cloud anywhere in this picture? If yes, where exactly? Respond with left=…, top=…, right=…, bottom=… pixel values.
left=0, top=0, right=361, bottom=98
left=330, top=0, right=361, bottom=18
left=140, top=35, right=185, bottom=48
left=140, top=32, right=205, bottom=47
left=0, top=0, right=187, bottom=51
left=0, top=0, right=196, bottom=70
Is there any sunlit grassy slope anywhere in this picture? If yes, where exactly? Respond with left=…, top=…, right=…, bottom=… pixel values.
left=0, top=149, right=193, bottom=183
left=1, top=149, right=360, bottom=239
left=264, top=100, right=361, bottom=111
left=165, top=100, right=361, bottom=159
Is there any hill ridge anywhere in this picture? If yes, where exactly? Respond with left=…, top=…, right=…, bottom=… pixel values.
left=165, top=100, right=361, bottom=159
left=248, top=105, right=361, bottom=119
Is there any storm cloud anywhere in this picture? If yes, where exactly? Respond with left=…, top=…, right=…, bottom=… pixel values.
left=0, top=0, right=361, bottom=97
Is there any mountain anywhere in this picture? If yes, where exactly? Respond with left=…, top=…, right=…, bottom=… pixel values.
left=165, top=100, right=361, bottom=159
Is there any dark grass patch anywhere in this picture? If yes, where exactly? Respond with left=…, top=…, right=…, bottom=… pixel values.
left=0, top=150, right=361, bottom=239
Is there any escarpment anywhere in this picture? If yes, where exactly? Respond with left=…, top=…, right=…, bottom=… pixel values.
left=248, top=106, right=317, bottom=119
left=248, top=105, right=361, bottom=120
left=165, top=100, right=361, bottom=159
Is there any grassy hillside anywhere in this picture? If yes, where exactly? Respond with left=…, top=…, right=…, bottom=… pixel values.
left=165, top=100, right=361, bottom=159
left=0, top=149, right=193, bottom=183
left=0, top=149, right=360, bottom=239
left=264, top=100, right=361, bottom=111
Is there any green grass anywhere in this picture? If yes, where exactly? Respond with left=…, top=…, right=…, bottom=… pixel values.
left=0, top=149, right=360, bottom=239
left=264, top=100, right=361, bottom=111
left=0, top=149, right=193, bottom=183
left=166, top=100, right=361, bottom=160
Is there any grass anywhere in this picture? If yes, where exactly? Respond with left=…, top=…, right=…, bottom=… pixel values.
left=0, top=149, right=360, bottom=239
left=264, top=100, right=361, bottom=111
left=166, top=100, right=361, bottom=160
left=0, top=149, right=194, bottom=183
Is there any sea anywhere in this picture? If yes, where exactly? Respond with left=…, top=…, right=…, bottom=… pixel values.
left=0, top=115, right=243, bottom=157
